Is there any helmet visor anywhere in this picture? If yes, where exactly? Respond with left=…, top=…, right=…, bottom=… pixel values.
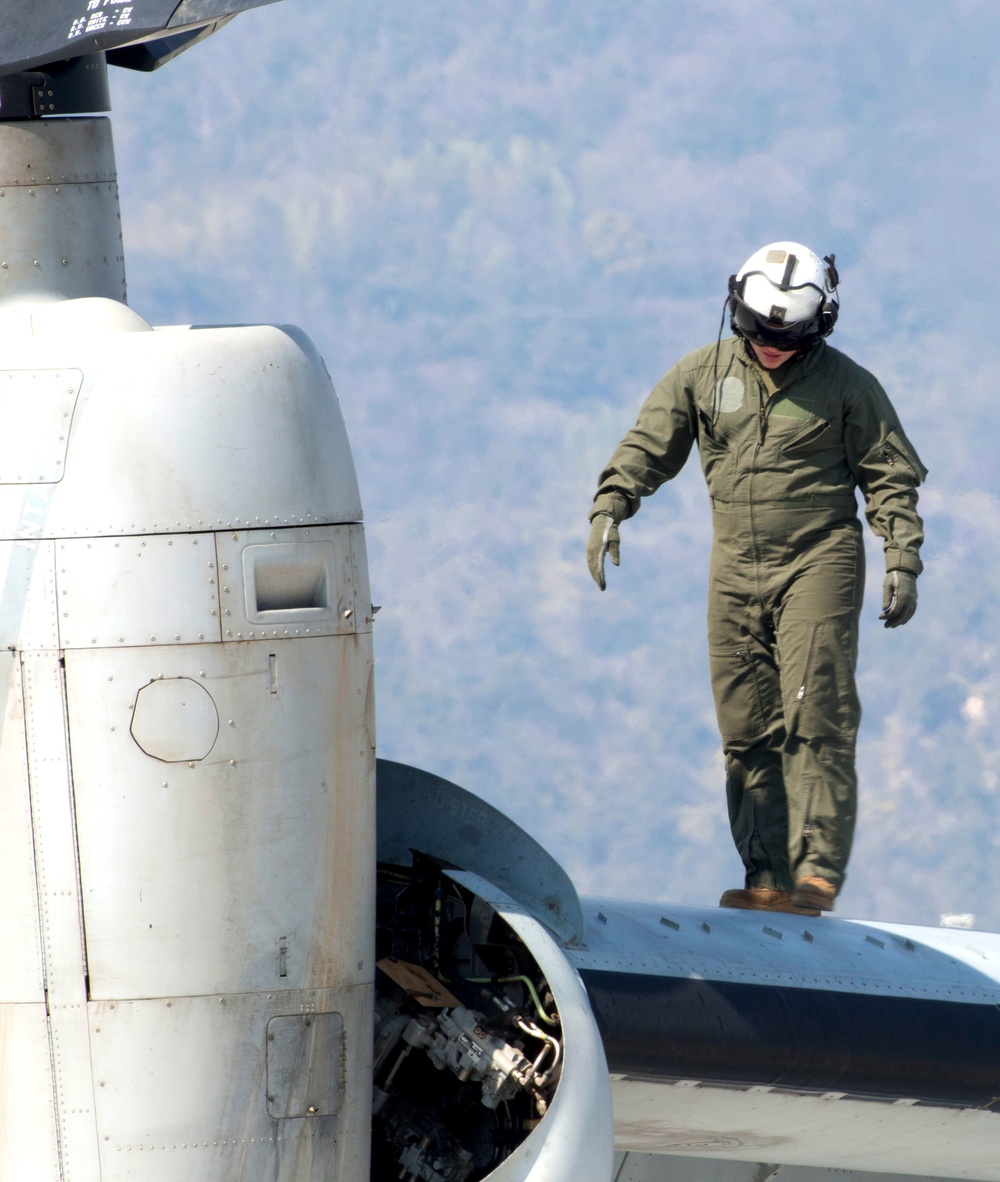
left=730, top=293, right=820, bottom=350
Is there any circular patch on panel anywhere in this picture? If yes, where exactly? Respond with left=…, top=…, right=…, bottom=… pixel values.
left=130, top=677, right=220, bottom=763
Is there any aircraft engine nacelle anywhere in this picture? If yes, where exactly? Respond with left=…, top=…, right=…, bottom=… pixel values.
left=374, top=760, right=614, bottom=1182
left=0, top=116, right=377, bottom=1177
left=0, top=300, right=376, bottom=1180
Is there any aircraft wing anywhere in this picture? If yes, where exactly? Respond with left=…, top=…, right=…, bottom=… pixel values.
left=0, top=0, right=280, bottom=76
left=376, top=760, right=1000, bottom=1182
left=569, top=897, right=1000, bottom=1182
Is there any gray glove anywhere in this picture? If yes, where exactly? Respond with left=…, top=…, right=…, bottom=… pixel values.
left=587, top=514, right=620, bottom=591
left=880, top=570, right=917, bottom=628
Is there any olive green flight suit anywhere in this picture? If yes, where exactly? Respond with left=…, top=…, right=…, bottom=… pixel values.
left=592, top=337, right=926, bottom=893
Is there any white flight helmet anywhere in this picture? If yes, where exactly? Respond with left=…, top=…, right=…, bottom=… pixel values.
left=729, top=241, right=839, bottom=350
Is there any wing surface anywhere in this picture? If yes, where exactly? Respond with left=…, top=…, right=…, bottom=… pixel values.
left=0, top=0, right=280, bottom=76
left=569, top=897, right=1000, bottom=1180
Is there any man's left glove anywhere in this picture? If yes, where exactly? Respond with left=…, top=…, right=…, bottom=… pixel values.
left=880, top=570, right=918, bottom=628
left=587, top=515, right=620, bottom=591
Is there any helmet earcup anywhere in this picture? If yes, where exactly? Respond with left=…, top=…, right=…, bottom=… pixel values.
left=819, top=254, right=839, bottom=337
left=727, top=274, right=740, bottom=333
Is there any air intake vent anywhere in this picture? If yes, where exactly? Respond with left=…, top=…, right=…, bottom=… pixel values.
left=253, top=561, right=329, bottom=612
left=243, top=540, right=339, bottom=621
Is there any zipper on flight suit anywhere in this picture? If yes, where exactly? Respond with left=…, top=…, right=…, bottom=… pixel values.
left=747, top=360, right=810, bottom=594
left=747, top=371, right=780, bottom=597
left=800, top=778, right=817, bottom=848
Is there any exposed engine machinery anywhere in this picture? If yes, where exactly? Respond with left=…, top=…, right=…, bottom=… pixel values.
left=373, top=857, right=564, bottom=1181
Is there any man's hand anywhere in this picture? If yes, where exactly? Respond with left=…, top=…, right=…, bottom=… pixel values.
left=587, top=514, right=620, bottom=591
left=880, top=570, right=917, bottom=628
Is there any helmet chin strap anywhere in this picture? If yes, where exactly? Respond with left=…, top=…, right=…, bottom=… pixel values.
left=712, top=294, right=731, bottom=426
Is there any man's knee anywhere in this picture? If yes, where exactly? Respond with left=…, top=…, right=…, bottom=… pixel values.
left=710, top=644, right=782, bottom=745
left=783, top=616, right=860, bottom=741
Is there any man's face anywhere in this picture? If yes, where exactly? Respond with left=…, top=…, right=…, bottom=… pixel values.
left=747, top=340, right=798, bottom=370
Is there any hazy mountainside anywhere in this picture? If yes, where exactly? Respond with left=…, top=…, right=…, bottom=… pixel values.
left=112, top=0, right=1000, bottom=928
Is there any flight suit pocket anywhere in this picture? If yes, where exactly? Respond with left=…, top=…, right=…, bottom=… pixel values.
left=882, top=429, right=929, bottom=483
left=709, top=645, right=770, bottom=745
left=787, top=618, right=860, bottom=740
left=782, top=416, right=835, bottom=457
left=698, top=408, right=735, bottom=499
left=697, top=407, right=729, bottom=450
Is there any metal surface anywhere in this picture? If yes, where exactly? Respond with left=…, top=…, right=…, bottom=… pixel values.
left=0, top=0, right=280, bottom=75
left=106, top=21, right=236, bottom=73
left=446, top=871, right=614, bottom=1182
left=0, top=539, right=60, bottom=651
left=585, top=969, right=1000, bottom=1104
left=611, top=1154, right=981, bottom=1182
left=88, top=985, right=371, bottom=1181
left=348, top=523, right=374, bottom=631
left=571, top=896, right=1000, bottom=1002
left=67, top=632, right=373, bottom=1000
left=0, top=370, right=81, bottom=483
left=374, top=763, right=1000, bottom=1181
left=29, top=297, right=153, bottom=337
left=0, top=119, right=126, bottom=309
left=0, top=110, right=375, bottom=1180
left=22, top=649, right=102, bottom=1178
left=0, top=1003, right=60, bottom=1177
left=608, top=1078, right=1000, bottom=1182
left=57, top=533, right=222, bottom=648
left=0, top=319, right=363, bottom=540
left=377, top=759, right=584, bottom=945
left=130, top=676, right=221, bottom=760
left=266, top=1010, right=346, bottom=1120
left=217, top=524, right=367, bottom=641
left=171, top=0, right=281, bottom=21
left=0, top=652, right=44, bottom=1001
left=0, top=55, right=112, bottom=119
left=565, top=898, right=1000, bottom=1180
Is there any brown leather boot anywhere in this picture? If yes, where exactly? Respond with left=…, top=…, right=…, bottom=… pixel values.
left=791, top=876, right=837, bottom=911
left=719, top=887, right=818, bottom=916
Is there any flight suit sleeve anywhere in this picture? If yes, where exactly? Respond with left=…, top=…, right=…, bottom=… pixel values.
left=591, top=364, right=698, bottom=522
left=845, top=380, right=927, bottom=577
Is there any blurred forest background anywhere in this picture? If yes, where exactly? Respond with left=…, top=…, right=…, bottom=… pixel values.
left=112, top=0, right=1000, bottom=928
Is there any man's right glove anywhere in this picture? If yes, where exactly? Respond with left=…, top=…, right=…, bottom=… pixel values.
left=880, top=570, right=918, bottom=628
left=587, top=514, right=620, bottom=591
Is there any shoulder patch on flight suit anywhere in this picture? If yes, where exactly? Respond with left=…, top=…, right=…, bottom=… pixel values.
left=715, top=375, right=745, bottom=413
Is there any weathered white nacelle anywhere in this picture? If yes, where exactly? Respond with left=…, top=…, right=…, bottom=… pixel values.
left=0, top=116, right=375, bottom=1180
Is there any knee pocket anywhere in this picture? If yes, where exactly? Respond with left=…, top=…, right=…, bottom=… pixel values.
left=788, top=618, right=860, bottom=740
left=709, top=645, right=780, bottom=744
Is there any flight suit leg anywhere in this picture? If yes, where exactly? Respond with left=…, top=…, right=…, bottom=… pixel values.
left=774, top=525, right=864, bottom=892
left=708, top=558, right=792, bottom=893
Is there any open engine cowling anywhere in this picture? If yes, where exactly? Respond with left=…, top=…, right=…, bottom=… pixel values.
left=374, top=760, right=613, bottom=1182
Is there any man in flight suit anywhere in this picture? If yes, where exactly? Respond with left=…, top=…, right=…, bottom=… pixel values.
left=587, top=243, right=926, bottom=914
